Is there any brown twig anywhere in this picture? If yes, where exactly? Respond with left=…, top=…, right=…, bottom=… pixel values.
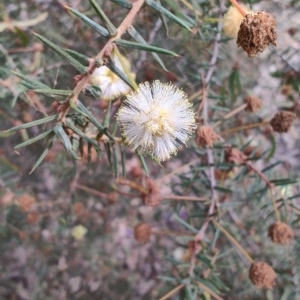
left=60, top=0, right=145, bottom=120
left=212, top=103, right=248, bottom=129
left=189, top=3, right=223, bottom=277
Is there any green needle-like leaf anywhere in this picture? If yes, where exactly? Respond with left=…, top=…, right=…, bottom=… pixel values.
left=30, top=135, right=57, bottom=174
left=34, top=89, right=73, bottom=97
left=11, top=71, right=49, bottom=90
left=173, top=214, right=198, bottom=233
left=65, top=6, right=109, bottom=37
left=3, top=115, right=57, bottom=133
left=53, top=124, right=79, bottom=159
left=127, top=26, right=168, bottom=71
left=112, top=144, right=119, bottom=178
left=120, top=145, right=126, bottom=178
left=64, top=49, right=90, bottom=65
left=89, top=0, right=117, bottom=36
left=115, top=39, right=179, bottom=56
left=104, top=142, right=113, bottom=169
left=65, top=119, right=101, bottom=158
left=137, top=153, right=149, bottom=176
left=110, top=0, right=132, bottom=9
left=145, top=0, right=192, bottom=31
left=106, top=59, right=135, bottom=90
left=33, top=32, right=87, bottom=74
left=14, top=129, right=54, bottom=150
left=77, top=101, right=114, bottom=141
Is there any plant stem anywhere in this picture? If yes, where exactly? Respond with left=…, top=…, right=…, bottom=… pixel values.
left=213, top=103, right=247, bottom=129
left=163, top=195, right=208, bottom=201
left=270, top=189, right=281, bottom=222
left=220, top=120, right=269, bottom=135
left=228, top=0, right=247, bottom=17
left=158, top=283, right=185, bottom=300
left=60, top=0, right=145, bottom=120
left=213, top=220, right=254, bottom=263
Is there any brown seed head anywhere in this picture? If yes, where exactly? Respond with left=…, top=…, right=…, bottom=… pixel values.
left=249, top=262, right=276, bottom=289
left=270, top=111, right=296, bottom=133
left=18, top=194, right=35, bottom=212
left=237, top=12, right=277, bottom=58
left=143, top=179, right=162, bottom=207
left=130, top=166, right=143, bottom=178
left=268, top=222, right=293, bottom=245
left=244, top=96, right=263, bottom=112
left=134, top=222, right=152, bottom=244
left=225, top=146, right=247, bottom=164
left=195, top=126, right=218, bottom=147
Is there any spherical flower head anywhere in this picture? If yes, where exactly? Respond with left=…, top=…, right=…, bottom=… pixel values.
left=223, top=5, right=251, bottom=38
left=195, top=125, right=218, bottom=147
left=268, top=222, right=293, bottom=245
left=88, top=52, right=135, bottom=101
left=237, top=11, right=277, bottom=58
left=270, top=111, right=296, bottom=133
left=134, top=222, right=152, bottom=244
left=249, top=262, right=276, bottom=289
left=117, top=80, right=196, bottom=162
left=244, top=95, right=263, bottom=112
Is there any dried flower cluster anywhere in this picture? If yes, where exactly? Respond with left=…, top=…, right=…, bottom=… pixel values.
left=249, top=262, right=276, bottom=289
left=117, top=81, right=196, bottom=162
left=237, top=12, right=277, bottom=57
left=134, top=222, right=152, bottom=244
left=268, top=222, right=293, bottom=245
left=244, top=95, right=263, bottom=112
left=195, top=125, right=218, bottom=147
left=143, top=179, right=162, bottom=207
left=270, top=111, right=296, bottom=133
left=225, top=146, right=246, bottom=164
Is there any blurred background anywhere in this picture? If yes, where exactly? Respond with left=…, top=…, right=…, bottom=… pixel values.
left=0, top=0, right=300, bottom=299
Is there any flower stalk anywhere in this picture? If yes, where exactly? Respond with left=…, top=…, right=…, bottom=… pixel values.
left=228, top=0, right=247, bottom=17
left=213, top=220, right=254, bottom=263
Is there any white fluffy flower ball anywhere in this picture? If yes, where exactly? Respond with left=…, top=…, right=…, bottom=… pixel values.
left=88, top=53, right=134, bottom=101
left=117, top=80, right=196, bottom=162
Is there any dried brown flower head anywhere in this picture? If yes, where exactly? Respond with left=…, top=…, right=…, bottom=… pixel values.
left=134, top=222, right=152, bottom=244
left=270, top=111, right=296, bottom=133
left=130, top=166, right=143, bottom=178
left=143, top=179, right=162, bottom=207
left=195, top=126, right=218, bottom=147
left=244, top=96, right=263, bottom=112
left=268, top=222, right=293, bottom=245
left=18, top=194, right=35, bottom=212
left=237, top=12, right=277, bottom=58
left=249, top=262, right=276, bottom=289
left=225, top=146, right=247, bottom=164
